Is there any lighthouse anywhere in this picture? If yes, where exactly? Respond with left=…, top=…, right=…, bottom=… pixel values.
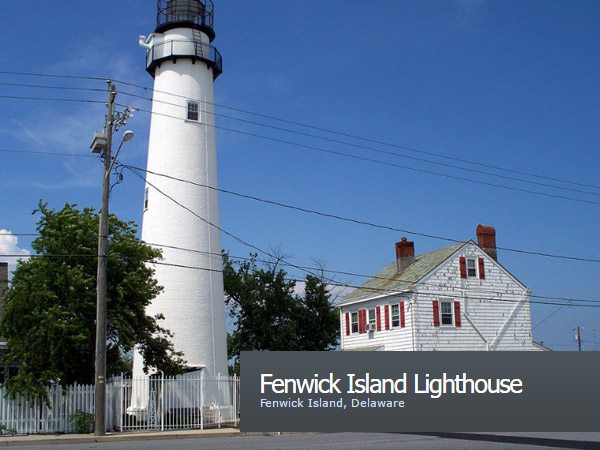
left=133, top=0, right=227, bottom=379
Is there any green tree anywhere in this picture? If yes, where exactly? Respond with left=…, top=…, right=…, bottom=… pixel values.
left=223, top=253, right=339, bottom=371
left=0, top=202, right=185, bottom=401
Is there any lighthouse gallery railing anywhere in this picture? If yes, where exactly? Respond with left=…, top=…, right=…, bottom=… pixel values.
left=146, top=39, right=222, bottom=79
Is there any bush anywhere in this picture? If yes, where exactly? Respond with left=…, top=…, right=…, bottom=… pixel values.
left=68, top=410, right=94, bottom=434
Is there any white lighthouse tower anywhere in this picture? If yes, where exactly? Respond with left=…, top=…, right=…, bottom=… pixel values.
left=133, top=0, right=227, bottom=379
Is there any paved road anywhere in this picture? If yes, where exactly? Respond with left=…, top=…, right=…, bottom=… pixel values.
left=8, top=432, right=600, bottom=450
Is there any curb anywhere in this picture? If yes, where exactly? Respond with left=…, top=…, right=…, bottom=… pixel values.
left=0, top=428, right=264, bottom=447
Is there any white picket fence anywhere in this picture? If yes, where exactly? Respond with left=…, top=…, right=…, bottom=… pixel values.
left=0, top=384, right=95, bottom=434
left=0, top=374, right=239, bottom=435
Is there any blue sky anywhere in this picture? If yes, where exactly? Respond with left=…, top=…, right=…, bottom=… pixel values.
left=1, top=0, right=599, bottom=351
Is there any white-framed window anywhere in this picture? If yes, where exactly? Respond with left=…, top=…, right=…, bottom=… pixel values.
left=440, top=300, right=453, bottom=325
left=187, top=101, right=200, bottom=121
left=144, top=188, right=149, bottom=210
left=368, top=308, right=376, bottom=328
left=391, top=304, right=400, bottom=327
left=351, top=312, right=358, bottom=334
left=466, top=258, right=477, bottom=277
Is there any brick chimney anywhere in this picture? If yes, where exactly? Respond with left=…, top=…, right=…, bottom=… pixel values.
left=476, top=225, right=497, bottom=261
left=395, top=238, right=415, bottom=273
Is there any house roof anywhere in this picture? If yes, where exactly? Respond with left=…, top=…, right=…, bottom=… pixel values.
left=337, top=241, right=466, bottom=306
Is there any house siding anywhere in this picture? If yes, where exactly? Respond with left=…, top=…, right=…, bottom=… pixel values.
left=340, top=242, right=541, bottom=352
left=341, top=296, right=413, bottom=351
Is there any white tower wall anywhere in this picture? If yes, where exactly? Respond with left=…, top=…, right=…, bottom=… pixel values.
left=133, top=24, right=227, bottom=379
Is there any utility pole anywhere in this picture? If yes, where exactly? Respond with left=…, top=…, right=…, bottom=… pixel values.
left=575, top=326, right=582, bottom=352
left=94, top=81, right=116, bottom=436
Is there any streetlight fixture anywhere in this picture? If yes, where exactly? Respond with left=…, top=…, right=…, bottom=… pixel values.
left=91, top=82, right=134, bottom=436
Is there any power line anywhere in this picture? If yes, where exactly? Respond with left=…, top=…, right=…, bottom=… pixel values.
left=0, top=253, right=222, bottom=274
left=3, top=75, right=599, bottom=202
left=0, top=82, right=105, bottom=93
left=3, top=237, right=599, bottom=305
left=3, top=251, right=599, bottom=309
left=3, top=71, right=597, bottom=193
left=111, top=78, right=600, bottom=191
left=0, top=71, right=108, bottom=82
left=121, top=163, right=600, bottom=264
left=119, top=90, right=600, bottom=199
left=0, top=94, right=105, bottom=104
left=124, top=165, right=338, bottom=286
left=144, top=243, right=600, bottom=305
left=0, top=148, right=96, bottom=158
left=126, top=104, right=600, bottom=207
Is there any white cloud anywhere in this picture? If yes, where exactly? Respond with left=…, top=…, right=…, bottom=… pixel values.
left=11, top=118, right=46, bottom=147
left=0, top=230, right=31, bottom=279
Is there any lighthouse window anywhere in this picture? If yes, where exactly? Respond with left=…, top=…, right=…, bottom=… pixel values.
left=187, top=101, right=200, bottom=121
left=144, top=188, right=149, bottom=210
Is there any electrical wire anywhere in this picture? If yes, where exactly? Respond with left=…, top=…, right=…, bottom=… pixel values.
left=111, top=78, right=600, bottom=191
left=0, top=94, right=105, bottom=104
left=4, top=236, right=599, bottom=305
left=2, top=252, right=599, bottom=309
left=125, top=104, right=600, bottom=207
left=121, top=163, right=600, bottom=263
left=2, top=71, right=598, bottom=191
left=0, top=148, right=96, bottom=158
left=118, top=90, right=600, bottom=199
left=124, top=165, right=339, bottom=286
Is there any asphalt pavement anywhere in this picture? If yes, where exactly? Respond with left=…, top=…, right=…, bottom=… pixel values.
left=2, top=430, right=599, bottom=449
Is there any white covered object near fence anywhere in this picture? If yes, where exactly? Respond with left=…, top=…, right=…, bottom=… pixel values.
left=121, top=372, right=238, bottom=432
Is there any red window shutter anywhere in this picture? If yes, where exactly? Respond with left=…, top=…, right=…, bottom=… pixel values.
left=359, top=310, right=366, bottom=334
left=400, top=302, right=406, bottom=328
left=345, top=312, right=350, bottom=336
left=454, top=301, right=461, bottom=327
left=459, top=257, right=467, bottom=278
left=432, top=300, right=440, bottom=327
left=376, top=306, right=381, bottom=331
left=384, top=305, right=390, bottom=330
left=478, top=257, right=485, bottom=279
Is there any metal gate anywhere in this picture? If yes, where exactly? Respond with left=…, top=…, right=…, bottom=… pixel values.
left=112, top=373, right=239, bottom=432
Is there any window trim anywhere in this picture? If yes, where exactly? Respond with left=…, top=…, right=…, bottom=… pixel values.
left=391, top=304, right=400, bottom=328
left=187, top=100, right=200, bottom=121
left=466, top=258, right=477, bottom=277
left=368, top=308, right=376, bottom=328
left=351, top=312, right=359, bottom=334
left=439, top=300, right=454, bottom=326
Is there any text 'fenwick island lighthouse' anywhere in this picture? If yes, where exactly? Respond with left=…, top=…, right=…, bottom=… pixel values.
left=132, top=0, right=227, bottom=381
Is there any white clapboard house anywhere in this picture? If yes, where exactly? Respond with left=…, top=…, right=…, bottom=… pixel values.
left=338, top=225, right=546, bottom=351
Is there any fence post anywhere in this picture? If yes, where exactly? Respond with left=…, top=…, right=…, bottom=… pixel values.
left=200, top=370, right=204, bottom=430
left=233, top=374, right=238, bottom=426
